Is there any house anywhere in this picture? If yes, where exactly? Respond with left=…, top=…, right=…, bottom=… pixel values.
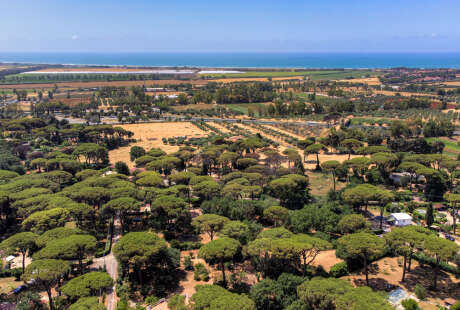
left=390, top=172, right=411, bottom=185
left=387, top=213, right=412, bottom=226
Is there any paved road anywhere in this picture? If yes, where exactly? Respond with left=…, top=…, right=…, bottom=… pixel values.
left=92, top=217, right=121, bottom=310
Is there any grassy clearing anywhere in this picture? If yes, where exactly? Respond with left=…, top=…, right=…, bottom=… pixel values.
left=224, top=103, right=267, bottom=115
left=173, top=104, right=216, bottom=111
left=426, top=137, right=460, bottom=157
left=203, top=70, right=381, bottom=80
left=307, top=171, right=346, bottom=196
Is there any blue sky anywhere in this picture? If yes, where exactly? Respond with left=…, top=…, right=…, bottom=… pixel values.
left=2, top=0, right=460, bottom=52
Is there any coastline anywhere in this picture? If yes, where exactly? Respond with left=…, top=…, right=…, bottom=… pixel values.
left=1, top=52, right=460, bottom=69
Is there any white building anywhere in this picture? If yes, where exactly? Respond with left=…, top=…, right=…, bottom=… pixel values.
left=387, top=213, right=412, bottom=226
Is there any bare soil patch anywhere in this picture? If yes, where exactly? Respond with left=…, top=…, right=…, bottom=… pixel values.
left=311, top=250, right=343, bottom=272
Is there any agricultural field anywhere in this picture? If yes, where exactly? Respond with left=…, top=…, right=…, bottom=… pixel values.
left=426, top=137, right=460, bottom=158
left=0, top=66, right=459, bottom=310
left=201, top=69, right=382, bottom=80
left=0, top=79, right=208, bottom=89
left=338, top=76, right=382, bottom=85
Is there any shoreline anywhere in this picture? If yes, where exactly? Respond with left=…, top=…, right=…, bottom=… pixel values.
left=0, top=60, right=378, bottom=70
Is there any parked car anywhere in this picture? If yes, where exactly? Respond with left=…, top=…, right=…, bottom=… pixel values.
left=13, top=285, right=27, bottom=294
left=444, top=233, right=455, bottom=242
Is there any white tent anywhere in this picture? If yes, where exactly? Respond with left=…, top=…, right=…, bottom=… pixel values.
left=388, top=213, right=412, bottom=226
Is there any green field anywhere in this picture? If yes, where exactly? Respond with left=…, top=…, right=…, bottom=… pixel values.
left=202, top=70, right=381, bottom=80
left=426, top=137, right=460, bottom=158
left=224, top=103, right=267, bottom=115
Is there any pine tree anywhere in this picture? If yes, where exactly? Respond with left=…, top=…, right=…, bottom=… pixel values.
left=425, top=203, right=434, bottom=227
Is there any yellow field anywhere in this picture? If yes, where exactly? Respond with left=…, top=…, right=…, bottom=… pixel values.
left=109, top=122, right=207, bottom=167
left=373, top=90, right=435, bottom=97
left=338, top=77, right=381, bottom=85
left=439, top=81, right=460, bottom=86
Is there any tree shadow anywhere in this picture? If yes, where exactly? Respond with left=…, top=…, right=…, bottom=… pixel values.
left=402, top=265, right=460, bottom=300
left=352, top=277, right=396, bottom=291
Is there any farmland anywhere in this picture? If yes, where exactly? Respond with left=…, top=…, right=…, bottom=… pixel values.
left=201, top=69, right=382, bottom=80
left=0, top=65, right=459, bottom=310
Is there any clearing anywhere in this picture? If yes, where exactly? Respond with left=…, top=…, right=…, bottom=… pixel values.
left=109, top=122, right=207, bottom=167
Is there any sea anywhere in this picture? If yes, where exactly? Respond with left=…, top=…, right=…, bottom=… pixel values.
left=1, top=52, right=460, bottom=69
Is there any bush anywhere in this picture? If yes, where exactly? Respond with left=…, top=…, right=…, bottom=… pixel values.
left=193, top=263, right=209, bottom=281
left=145, top=295, right=160, bottom=305
left=115, top=161, right=130, bottom=175
left=451, top=301, right=460, bottom=310
left=168, top=294, right=187, bottom=310
left=0, top=268, right=21, bottom=279
left=170, top=240, right=201, bottom=250
left=184, top=255, right=194, bottom=270
left=401, top=299, right=420, bottom=310
left=412, top=253, right=459, bottom=275
left=414, top=284, right=426, bottom=300
left=329, top=262, right=349, bottom=278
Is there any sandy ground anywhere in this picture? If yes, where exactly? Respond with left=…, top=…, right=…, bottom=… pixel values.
left=177, top=249, right=212, bottom=302
left=439, top=81, right=460, bottom=86
left=109, top=122, right=207, bottom=167
left=311, top=250, right=343, bottom=272
left=344, top=256, right=460, bottom=309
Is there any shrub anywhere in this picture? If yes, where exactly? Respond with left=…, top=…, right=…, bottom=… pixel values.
left=193, top=263, right=209, bottom=281
left=401, top=299, right=420, bottom=310
left=414, top=284, right=426, bottom=300
left=184, top=255, right=194, bottom=270
left=145, top=295, right=160, bottom=305
left=115, top=161, right=130, bottom=175
left=329, top=262, right=349, bottom=278
left=451, top=301, right=460, bottom=310
left=170, top=240, right=202, bottom=250
left=0, top=268, right=22, bottom=279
